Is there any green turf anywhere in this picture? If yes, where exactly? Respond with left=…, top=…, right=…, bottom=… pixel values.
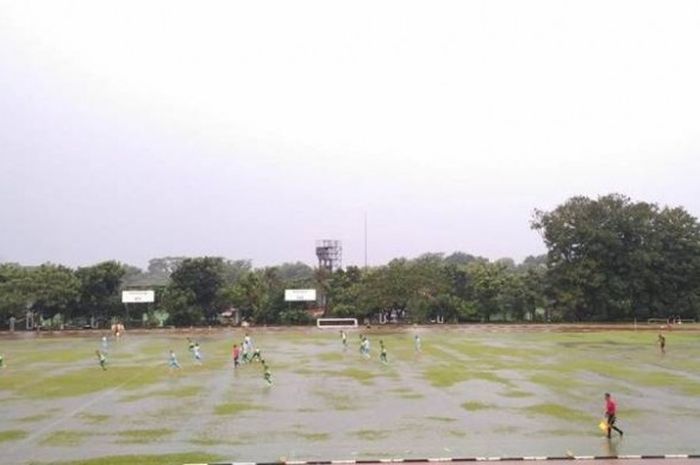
left=0, top=429, right=27, bottom=442
left=120, top=384, right=201, bottom=402
left=426, top=415, right=458, bottom=422
left=29, top=452, right=222, bottom=465
left=351, top=429, right=390, bottom=440
left=115, top=428, right=174, bottom=444
left=40, top=430, right=91, bottom=446
left=295, top=432, right=331, bottom=441
left=461, top=401, right=493, bottom=411
left=524, top=403, right=596, bottom=423
left=214, top=401, right=264, bottom=415
left=77, top=413, right=110, bottom=424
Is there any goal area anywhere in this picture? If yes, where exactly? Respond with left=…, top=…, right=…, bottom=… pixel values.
left=316, top=318, right=358, bottom=329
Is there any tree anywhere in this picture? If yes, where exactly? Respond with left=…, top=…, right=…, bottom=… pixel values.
left=29, top=264, right=81, bottom=322
left=465, top=261, right=509, bottom=322
left=145, top=257, right=187, bottom=286
left=444, top=252, right=488, bottom=266
left=170, top=257, right=226, bottom=322
left=75, top=261, right=126, bottom=323
left=222, top=259, right=253, bottom=286
left=0, top=264, right=33, bottom=323
left=532, top=194, right=700, bottom=321
left=228, top=271, right=271, bottom=323
left=161, top=287, right=201, bottom=326
left=276, top=262, right=314, bottom=283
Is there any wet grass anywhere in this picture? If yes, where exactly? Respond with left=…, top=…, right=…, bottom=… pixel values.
left=351, top=429, right=390, bottom=440
left=0, top=429, right=27, bottom=442
left=120, top=384, right=201, bottom=402
left=295, top=432, right=331, bottom=441
left=337, top=367, right=377, bottom=384
left=523, top=403, right=596, bottom=423
left=16, top=413, right=53, bottom=423
left=461, top=401, right=493, bottom=411
left=502, top=389, right=533, bottom=398
left=77, top=413, right=110, bottom=424
left=115, top=428, right=173, bottom=444
left=214, top=401, right=263, bottom=415
left=3, top=328, right=700, bottom=463
left=317, top=391, right=355, bottom=410
left=319, top=352, right=344, bottom=362
left=34, top=452, right=223, bottom=465
left=41, top=430, right=92, bottom=446
left=424, top=364, right=511, bottom=387
left=529, top=371, right=583, bottom=392
left=426, top=415, right=458, bottom=422
left=1, top=364, right=170, bottom=399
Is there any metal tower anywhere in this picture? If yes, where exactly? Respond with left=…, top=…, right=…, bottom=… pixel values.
left=315, top=240, right=342, bottom=272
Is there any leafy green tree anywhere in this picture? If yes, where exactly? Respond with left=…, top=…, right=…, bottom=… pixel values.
left=444, top=251, right=488, bottom=266
left=75, top=261, right=126, bottom=323
left=161, top=287, right=201, bottom=326
left=144, top=257, right=187, bottom=286
left=222, top=259, right=253, bottom=286
left=0, top=264, right=33, bottom=323
left=29, top=264, right=81, bottom=322
left=532, top=194, right=700, bottom=321
left=224, top=268, right=287, bottom=324
left=170, top=257, right=226, bottom=322
left=276, top=262, right=314, bottom=284
left=465, top=261, right=509, bottom=322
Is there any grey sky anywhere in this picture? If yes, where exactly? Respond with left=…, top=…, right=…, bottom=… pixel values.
left=1, top=1, right=699, bottom=269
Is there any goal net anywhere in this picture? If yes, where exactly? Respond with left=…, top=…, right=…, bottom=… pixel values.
left=316, top=318, right=358, bottom=329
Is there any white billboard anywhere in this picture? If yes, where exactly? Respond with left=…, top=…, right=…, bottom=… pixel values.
left=121, top=290, right=155, bottom=303
left=284, top=289, right=317, bottom=302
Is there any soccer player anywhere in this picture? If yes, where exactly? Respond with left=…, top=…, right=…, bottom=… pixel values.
left=244, top=333, right=253, bottom=353
left=414, top=334, right=422, bottom=353
left=361, top=336, right=371, bottom=358
left=95, top=350, right=107, bottom=370
left=232, top=344, right=241, bottom=367
left=379, top=340, right=388, bottom=364
left=168, top=350, right=181, bottom=369
left=604, top=392, right=624, bottom=439
left=0, top=354, right=4, bottom=369
left=187, top=338, right=196, bottom=353
left=241, top=341, right=251, bottom=364
left=262, top=360, right=273, bottom=386
left=193, top=342, right=203, bottom=364
left=341, top=330, right=348, bottom=350
left=658, top=334, right=666, bottom=354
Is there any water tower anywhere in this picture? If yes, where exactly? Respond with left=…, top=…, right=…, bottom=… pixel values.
left=315, top=240, right=342, bottom=272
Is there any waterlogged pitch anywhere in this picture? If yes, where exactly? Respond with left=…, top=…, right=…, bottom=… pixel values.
left=1, top=326, right=700, bottom=465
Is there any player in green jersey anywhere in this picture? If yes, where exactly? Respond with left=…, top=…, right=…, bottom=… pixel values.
left=379, top=340, right=388, bottom=364
left=95, top=350, right=107, bottom=370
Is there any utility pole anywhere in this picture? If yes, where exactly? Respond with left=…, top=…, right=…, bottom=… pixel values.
left=364, top=212, right=368, bottom=269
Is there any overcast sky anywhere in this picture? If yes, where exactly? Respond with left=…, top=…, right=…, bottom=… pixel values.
left=1, top=1, right=699, bottom=269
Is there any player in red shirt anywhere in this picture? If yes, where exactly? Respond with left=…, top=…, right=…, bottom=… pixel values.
left=232, top=344, right=241, bottom=367
left=604, top=393, right=624, bottom=439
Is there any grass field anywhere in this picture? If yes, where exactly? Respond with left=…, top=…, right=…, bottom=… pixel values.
left=1, top=326, right=700, bottom=464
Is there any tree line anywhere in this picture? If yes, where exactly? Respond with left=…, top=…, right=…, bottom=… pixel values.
left=1, top=194, right=699, bottom=328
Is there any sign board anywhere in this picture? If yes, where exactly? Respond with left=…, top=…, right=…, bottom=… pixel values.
left=122, top=290, right=155, bottom=303
left=284, top=289, right=317, bottom=302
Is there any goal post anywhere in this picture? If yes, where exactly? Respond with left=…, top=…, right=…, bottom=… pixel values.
left=316, top=318, right=358, bottom=329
